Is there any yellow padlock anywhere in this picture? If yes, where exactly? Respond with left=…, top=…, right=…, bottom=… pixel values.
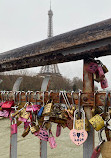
left=89, top=114, right=104, bottom=131
left=42, top=101, right=53, bottom=116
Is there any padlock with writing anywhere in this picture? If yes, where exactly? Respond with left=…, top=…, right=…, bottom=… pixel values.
left=89, top=114, right=104, bottom=131
left=30, top=123, right=40, bottom=134
left=19, top=108, right=30, bottom=122
left=42, top=100, right=53, bottom=116
left=85, top=62, right=98, bottom=74
left=69, top=109, right=88, bottom=146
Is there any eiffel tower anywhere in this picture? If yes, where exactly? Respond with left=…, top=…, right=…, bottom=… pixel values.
left=39, top=1, right=61, bottom=77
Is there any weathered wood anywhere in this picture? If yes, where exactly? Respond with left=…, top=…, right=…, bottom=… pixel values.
left=0, top=19, right=111, bottom=71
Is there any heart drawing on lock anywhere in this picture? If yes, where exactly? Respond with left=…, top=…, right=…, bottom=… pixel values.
left=69, top=129, right=88, bottom=146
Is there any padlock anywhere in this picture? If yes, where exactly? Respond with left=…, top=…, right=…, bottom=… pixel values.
left=97, top=64, right=105, bottom=79
left=20, top=108, right=30, bottom=120
left=94, top=72, right=101, bottom=83
left=2, top=101, right=14, bottom=109
left=42, top=101, right=53, bottom=116
left=22, top=125, right=30, bottom=137
left=26, top=103, right=33, bottom=112
left=48, top=130, right=57, bottom=149
left=37, top=92, right=45, bottom=117
left=37, top=128, right=49, bottom=141
left=30, top=123, right=40, bottom=134
left=11, top=118, right=17, bottom=135
left=56, top=124, right=61, bottom=137
left=37, top=107, right=44, bottom=117
left=0, top=110, right=9, bottom=118
left=98, top=127, right=111, bottom=158
left=32, top=104, right=41, bottom=112
left=44, top=122, right=51, bottom=130
left=89, top=114, right=104, bottom=131
left=100, top=78, right=108, bottom=89
left=85, top=62, right=98, bottom=74
left=24, top=121, right=30, bottom=129
left=69, top=109, right=88, bottom=146
left=102, top=64, right=108, bottom=74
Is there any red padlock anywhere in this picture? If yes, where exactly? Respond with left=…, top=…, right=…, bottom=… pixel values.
left=11, top=118, right=17, bottom=135
left=2, top=101, right=14, bottom=109
left=91, top=147, right=101, bottom=158
left=56, top=124, right=61, bottom=137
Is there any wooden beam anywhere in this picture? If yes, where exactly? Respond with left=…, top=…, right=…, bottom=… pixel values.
left=0, top=19, right=111, bottom=72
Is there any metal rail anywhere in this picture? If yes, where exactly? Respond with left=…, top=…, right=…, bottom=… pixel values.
left=0, top=19, right=111, bottom=72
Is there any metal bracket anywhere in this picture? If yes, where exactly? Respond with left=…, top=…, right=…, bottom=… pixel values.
left=10, top=77, right=23, bottom=158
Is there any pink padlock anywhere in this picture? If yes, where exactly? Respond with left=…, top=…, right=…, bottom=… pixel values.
left=34, top=131, right=39, bottom=136
left=32, top=104, right=41, bottom=112
left=0, top=110, right=9, bottom=118
left=18, top=117, right=27, bottom=122
left=24, top=121, right=30, bottom=129
left=86, top=62, right=98, bottom=73
left=48, top=131, right=57, bottom=149
left=26, top=106, right=33, bottom=112
left=100, top=78, right=108, bottom=89
left=11, top=118, right=17, bottom=135
left=56, top=124, right=61, bottom=137
left=37, top=128, right=49, bottom=141
left=97, top=66, right=105, bottom=79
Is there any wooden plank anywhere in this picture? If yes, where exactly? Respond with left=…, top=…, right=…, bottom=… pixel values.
left=83, top=60, right=94, bottom=158
left=0, top=19, right=111, bottom=71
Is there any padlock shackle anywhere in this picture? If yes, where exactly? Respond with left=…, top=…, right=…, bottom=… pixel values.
left=78, top=91, right=82, bottom=119
left=73, top=109, right=85, bottom=130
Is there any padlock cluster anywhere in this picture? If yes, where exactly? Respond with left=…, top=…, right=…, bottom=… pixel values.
left=0, top=89, right=111, bottom=154
left=85, top=58, right=108, bottom=89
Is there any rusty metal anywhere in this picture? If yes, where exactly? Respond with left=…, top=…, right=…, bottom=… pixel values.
left=83, top=60, right=94, bottom=158
left=0, top=19, right=111, bottom=72
left=0, top=91, right=110, bottom=107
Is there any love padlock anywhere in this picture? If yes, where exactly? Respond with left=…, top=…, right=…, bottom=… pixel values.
left=48, top=130, right=57, bottom=149
left=100, top=78, right=108, bottom=89
left=56, top=124, right=61, bottom=137
left=37, top=128, right=49, bottom=141
left=89, top=114, right=104, bottom=131
left=69, top=109, right=88, bottom=146
left=11, top=118, right=17, bottom=135
left=0, top=110, right=9, bottom=118
left=86, top=62, right=98, bottom=74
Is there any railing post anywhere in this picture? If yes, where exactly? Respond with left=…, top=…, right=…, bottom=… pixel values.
left=40, top=76, right=50, bottom=158
left=83, top=59, right=95, bottom=158
left=10, top=77, right=23, bottom=158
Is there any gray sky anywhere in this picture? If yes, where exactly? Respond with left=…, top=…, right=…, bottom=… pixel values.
left=0, top=0, right=111, bottom=88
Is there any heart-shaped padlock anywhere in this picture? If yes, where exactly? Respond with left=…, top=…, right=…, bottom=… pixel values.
left=69, top=109, right=88, bottom=146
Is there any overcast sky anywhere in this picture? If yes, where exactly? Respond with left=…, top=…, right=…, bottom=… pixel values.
left=0, top=0, right=111, bottom=89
